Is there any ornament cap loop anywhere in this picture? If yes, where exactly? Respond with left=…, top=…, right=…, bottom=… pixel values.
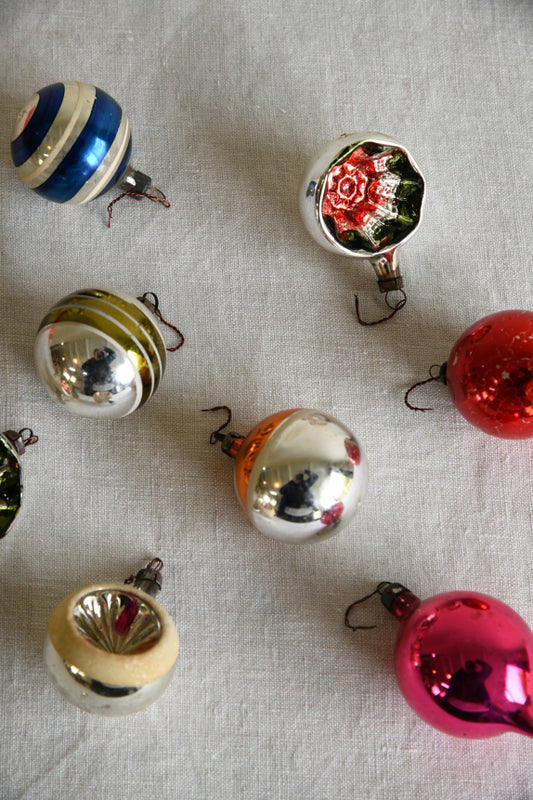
left=404, top=363, right=447, bottom=411
left=137, top=292, right=184, bottom=352
left=125, top=558, right=164, bottom=598
left=429, top=361, right=448, bottom=385
left=138, top=291, right=159, bottom=315
left=3, top=429, right=29, bottom=455
left=19, top=428, right=38, bottom=447
left=379, top=582, right=421, bottom=621
left=377, top=274, right=404, bottom=294
left=384, top=288, right=407, bottom=311
left=352, top=249, right=407, bottom=325
left=202, top=406, right=244, bottom=455
left=118, top=166, right=152, bottom=196
left=354, top=290, right=406, bottom=326
left=213, top=430, right=245, bottom=458
left=345, top=581, right=421, bottom=630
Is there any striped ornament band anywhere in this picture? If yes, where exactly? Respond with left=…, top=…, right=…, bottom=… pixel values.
left=36, top=289, right=166, bottom=411
left=11, top=81, right=132, bottom=204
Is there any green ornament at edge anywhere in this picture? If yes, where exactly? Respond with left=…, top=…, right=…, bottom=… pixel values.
left=0, top=432, right=23, bottom=538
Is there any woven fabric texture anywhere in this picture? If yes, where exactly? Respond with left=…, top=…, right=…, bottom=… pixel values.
left=0, top=1, right=531, bottom=798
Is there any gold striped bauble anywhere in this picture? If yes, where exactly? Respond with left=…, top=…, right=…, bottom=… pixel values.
left=34, top=289, right=166, bottom=419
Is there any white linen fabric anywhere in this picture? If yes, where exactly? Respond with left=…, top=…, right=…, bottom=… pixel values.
left=0, top=1, right=531, bottom=797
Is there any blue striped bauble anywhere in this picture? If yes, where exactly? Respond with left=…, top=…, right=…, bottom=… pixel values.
left=11, top=81, right=133, bottom=204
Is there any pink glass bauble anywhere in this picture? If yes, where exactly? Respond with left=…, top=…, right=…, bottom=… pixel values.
left=446, top=310, right=533, bottom=438
left=394, top=590, right=533, bottom=738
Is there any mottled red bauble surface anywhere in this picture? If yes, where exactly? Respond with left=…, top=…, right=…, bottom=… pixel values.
left=446, top=310, right=533, bottom=438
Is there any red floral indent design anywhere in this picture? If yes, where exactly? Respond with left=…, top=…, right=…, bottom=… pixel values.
left=322, top=146, right=403, bottom=250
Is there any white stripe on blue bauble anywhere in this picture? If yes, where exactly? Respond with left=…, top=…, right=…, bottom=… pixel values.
left=11, top=81, right=132, bottom=205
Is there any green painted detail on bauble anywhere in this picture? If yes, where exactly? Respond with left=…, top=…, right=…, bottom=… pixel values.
left=0, top=434, right=22, bottom=538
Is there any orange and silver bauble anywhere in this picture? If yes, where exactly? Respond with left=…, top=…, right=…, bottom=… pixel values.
left=214, top=408, right=367, bottom=544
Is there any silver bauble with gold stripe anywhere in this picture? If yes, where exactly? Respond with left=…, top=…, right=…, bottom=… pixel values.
left=34, top=289, right=166, bottom=419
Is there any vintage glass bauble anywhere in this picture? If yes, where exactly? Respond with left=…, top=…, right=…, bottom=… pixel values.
left=446, top=310, right=533, bottom=438
left=11, top=80, right=150, bottom=204
left=45, top=562, right=179, bottom=716
left=34, top=288, right=166, bottom=419
left=216, top=408, right=367, bottom=544
left=299, top=132, right=425, bottom=294
left=391, top=587, right=533, bottom=738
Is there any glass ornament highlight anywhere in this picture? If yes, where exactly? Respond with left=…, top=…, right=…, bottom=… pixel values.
left=210, top=408, right=367, bottom=544
left=11, top=81, right=152, bottom=205
left=45, top=559, right=179, bottom=716
left=346, top=583, right=533, bottom=738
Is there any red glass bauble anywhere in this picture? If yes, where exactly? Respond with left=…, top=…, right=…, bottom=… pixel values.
left=394, top=590, right=533, bottom=738
left=446, top=310, right=533, bottom=438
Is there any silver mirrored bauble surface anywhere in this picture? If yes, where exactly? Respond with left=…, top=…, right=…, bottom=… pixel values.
left=34, top=322, right=143, bottom=419
left=44, top=636, right=175, bottom=716
left=242, top=410, right=367, bottom=543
